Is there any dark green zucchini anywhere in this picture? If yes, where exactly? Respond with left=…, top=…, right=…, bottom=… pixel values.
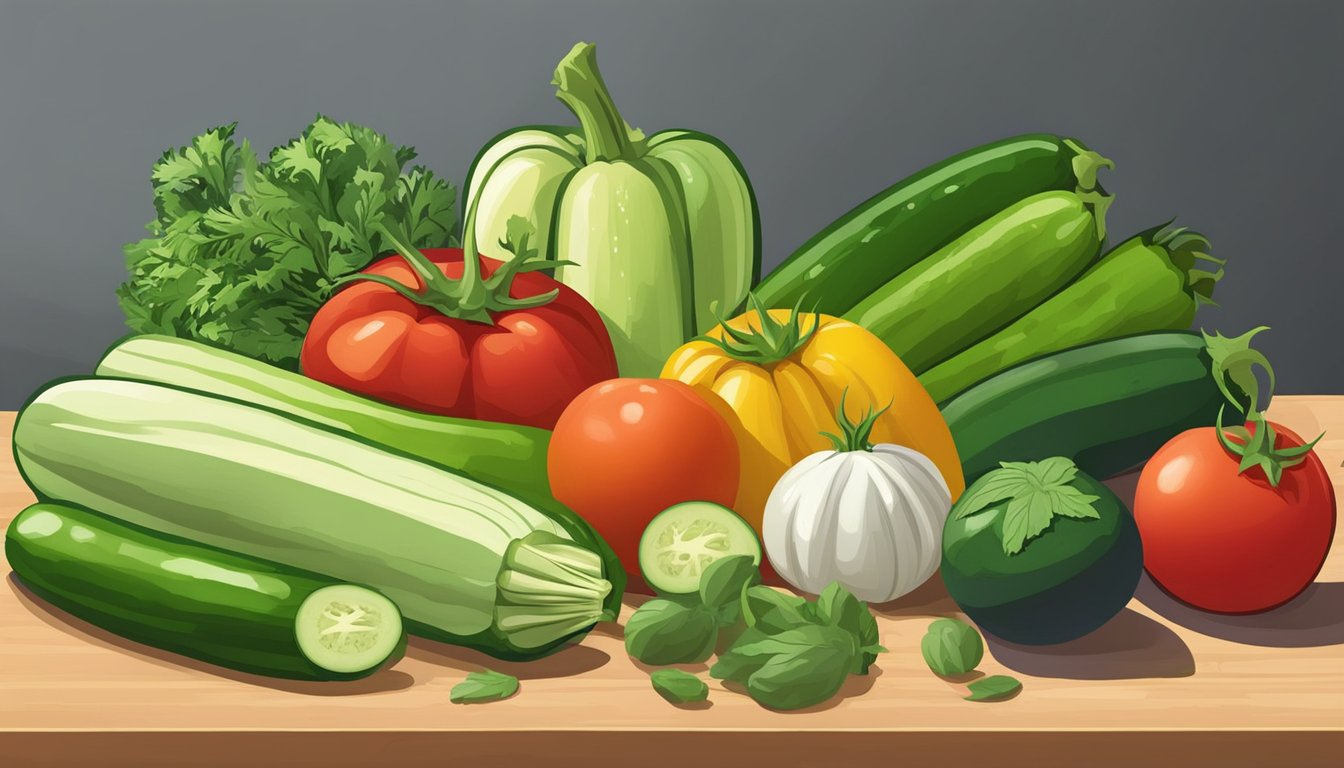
left=6, top=503, right=406, bottom=681
left=940, top=331, right=1249, bottom=482
left=919, top=225, right=1224, bottom=403
left=845, top=189, right=1106, bottom=374
left=754, top=134, right=1111, bottom=315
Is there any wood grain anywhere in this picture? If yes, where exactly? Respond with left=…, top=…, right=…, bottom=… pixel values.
left=2, top=398, right=1342, bottom=766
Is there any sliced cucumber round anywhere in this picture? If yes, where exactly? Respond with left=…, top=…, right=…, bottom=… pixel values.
left=295, top=585, right=404, bottom=675
left=639, top=502, right=761, bottom=595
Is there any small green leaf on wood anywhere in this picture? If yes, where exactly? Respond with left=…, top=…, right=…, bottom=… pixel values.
left=650, top=669, right=709, bottom=704
left=964, top=675, right=1022, bottom=702
left=450, top=669, right=519, bottom=704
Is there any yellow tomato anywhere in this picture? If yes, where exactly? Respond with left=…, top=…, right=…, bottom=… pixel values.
left=662, top=308, right=965, bottom=535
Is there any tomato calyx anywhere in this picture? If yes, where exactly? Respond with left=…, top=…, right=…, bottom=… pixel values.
left=334, top=191, right=573, bottom=325
left=1203, top=326, right=1324, bottom=487
left=704, top=294, right=820, bottom=365
left=1215, top=409, right=1321, bottom=488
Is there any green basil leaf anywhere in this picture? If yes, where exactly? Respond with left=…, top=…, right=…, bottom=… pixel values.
left=965, top=674, right=1022, bottom=702
left=920, top=618, right=984, bottom=677
left=624, top=599, right=718, bottom=665
left=741, top=585, right=811, bottom=633
left=450, top=669, right=519, bottom=704
left=699, top=555, right=761, bottom=611
left=815, top=582, right=883, bottom=673
left=650, top=669, right=709, bottom=704
left=743, top=625, right=858, bottom=711
left=709, top=626, right=774, bottom=683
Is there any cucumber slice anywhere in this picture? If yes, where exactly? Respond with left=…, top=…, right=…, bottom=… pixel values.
left=295, top=585, right=403, bottom=675
left=639, top=502, right=761, bottom=595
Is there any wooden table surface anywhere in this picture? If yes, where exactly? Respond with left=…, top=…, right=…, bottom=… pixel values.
left=3, top=398, right=1342, bottom=767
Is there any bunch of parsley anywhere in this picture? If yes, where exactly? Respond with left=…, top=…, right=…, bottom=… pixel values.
left=118, top=117, right=458, bottom=368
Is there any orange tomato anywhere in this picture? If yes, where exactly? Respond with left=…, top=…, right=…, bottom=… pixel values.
left=548, top=379, right=742, bottom=592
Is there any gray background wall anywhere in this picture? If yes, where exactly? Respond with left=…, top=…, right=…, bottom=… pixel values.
left=1, top=0, right=1340, bottom=407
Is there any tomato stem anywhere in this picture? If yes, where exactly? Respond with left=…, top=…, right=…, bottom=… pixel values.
left=334, top=186, right=567, bottom=325
left=1215, top=408, right=1322, bottom=488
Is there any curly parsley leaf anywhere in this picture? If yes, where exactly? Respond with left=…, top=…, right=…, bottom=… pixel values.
left=952, top=457, right=1099, bottom=555
left=119, top=117, right=457, bottom=369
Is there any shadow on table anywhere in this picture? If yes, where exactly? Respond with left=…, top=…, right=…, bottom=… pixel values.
left=871, top=573, right=960, bottom=620
left=1134, top=574, right=1344, bottom=647
left=406, top=636, right=611, bottom=680
left=985, top=608, right=1196, bottom=680
left=6, top=573, right=415, bottom=695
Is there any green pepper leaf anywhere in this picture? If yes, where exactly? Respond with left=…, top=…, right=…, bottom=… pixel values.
left=650, top=669, right=709, bottom=704
left=450, top=669, right=519, bottom=704
left=951, top=457, right=1101, bottom=555
left=699, top=555, right=761, bottom=615
left=624, top=599, right=718, bottom=665
left=920, top=618, right=984, bottom=677
left=965, top=674, right=1022, bottom=702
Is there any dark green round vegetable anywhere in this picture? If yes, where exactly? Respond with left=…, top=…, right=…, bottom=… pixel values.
left=940, top=464, right=1143, bottom=646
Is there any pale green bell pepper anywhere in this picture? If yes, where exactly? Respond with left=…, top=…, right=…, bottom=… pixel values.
left=464, top=42, right=760, bottom=376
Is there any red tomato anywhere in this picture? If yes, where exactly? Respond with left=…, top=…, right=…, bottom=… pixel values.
left=1134, top=421, right=1336, bottom=614
left=548, top=379, right=742, bottom=592
left=301, top=249, right=617, bottom=429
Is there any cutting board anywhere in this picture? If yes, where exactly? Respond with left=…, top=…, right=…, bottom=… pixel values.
left=3, top=398, right=1342, bottom=767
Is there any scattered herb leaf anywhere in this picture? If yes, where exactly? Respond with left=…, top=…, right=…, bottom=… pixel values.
left=650, top=669, right=709, bottom=704
left=698, top=555, right=760, bottom=620
left=816, top=582, right=885, bottom=673
left=920, top=618, right=984, bottom=677
left=624, top=598, right=718, bottom=665
left=964, top=674, right=1022, bottom=702
left=740, top=584, right=811, bottom=634
left=712, top=623, right=858, bottom=711
left=450, top=669, right=519, bottom=704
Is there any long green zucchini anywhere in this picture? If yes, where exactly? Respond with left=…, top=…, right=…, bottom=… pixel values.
left=7, top=502, right=406, bottom=681
left=920, top=224, right=1224, bottom=403
left=95, top=335, right=552, bottom=505
left=941, top=331, right=1248, bottom=482
left=846, top=189, right=1107, bottom=374
left=754, top=134, right=1112, bottom=315
left=13, top=379, right=620, bottom=660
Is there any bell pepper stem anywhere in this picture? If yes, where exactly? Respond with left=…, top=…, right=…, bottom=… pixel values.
left=553, top=42, right=637, bottom=162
